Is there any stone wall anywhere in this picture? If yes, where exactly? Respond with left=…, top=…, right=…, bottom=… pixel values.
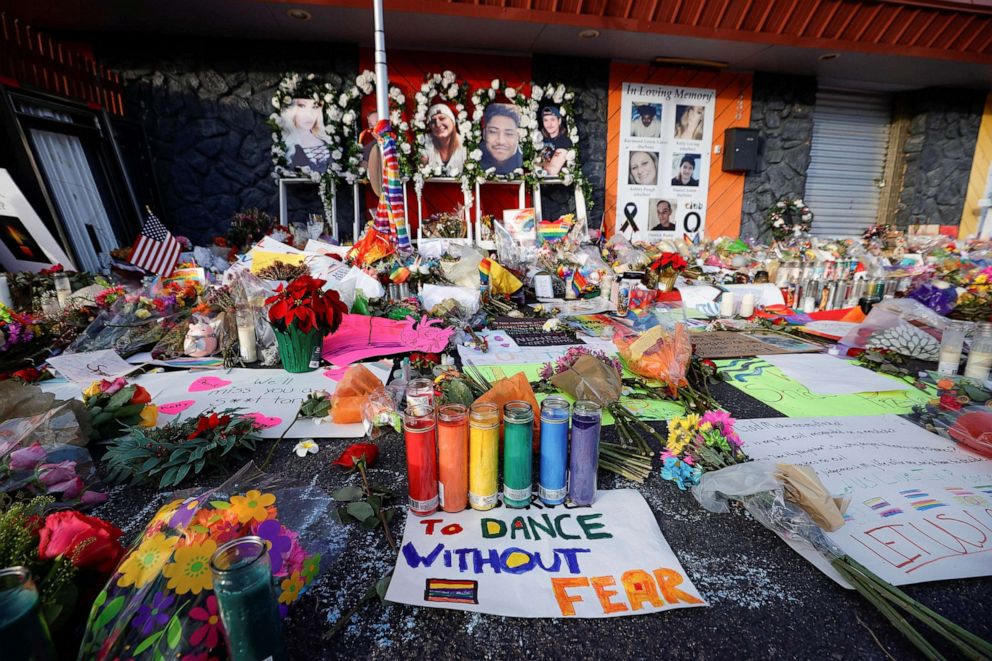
left=94, top=37, right=358, bottom=244
left=894, top=88, right=984, bottom=228
left=739, top=72, right=817, bottom=240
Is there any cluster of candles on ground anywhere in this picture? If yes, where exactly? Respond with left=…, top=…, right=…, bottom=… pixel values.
left=402, top=379, right=603, bottom=515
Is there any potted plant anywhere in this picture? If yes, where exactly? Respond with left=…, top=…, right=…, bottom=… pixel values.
left=265, top=274, right=347, bottom=372
left=648, top=252, right=688, bottom=292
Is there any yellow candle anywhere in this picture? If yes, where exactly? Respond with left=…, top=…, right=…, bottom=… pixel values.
left=468, top=403, right=499, bottom=511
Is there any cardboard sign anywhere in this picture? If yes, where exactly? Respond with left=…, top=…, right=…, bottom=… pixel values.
left=385, top=489, right=706, bottom=617
left=737, top=415, right=992, bottom=586
left=690, top=331, right=822, bottom=359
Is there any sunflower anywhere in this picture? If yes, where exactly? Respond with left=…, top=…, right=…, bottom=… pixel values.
left=162, top=539, right=218, bottom=595
left=229, top=490, right=277, bottom=524
left=665, top=413, right=700, bottom=456
left=117, top=532, right=179, bottom=589
left=278, top=571, right=305, bottom=605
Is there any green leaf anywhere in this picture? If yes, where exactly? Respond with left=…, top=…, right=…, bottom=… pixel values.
left=331, top=485, right=364, bottom=502
left=93, top=595, right=125, bottom=630
left=346, top=501, right=375, bottom=522
left=92, top=590, right=107, bottom=611
left=367, top=495, right=382, bottom=513
left=133, top=629, right=165, bottom=656
left=360, top=515, right=381, bottom=530
left=115, top=403, right=145, bottom=418
left=107, top=386, right=136, bottom=410
left=375, top=574, right=392, bottom=602
left=166, top=614, right=182, bottom=649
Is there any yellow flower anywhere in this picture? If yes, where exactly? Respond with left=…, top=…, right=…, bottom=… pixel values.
left=138, top=404, right=159, bottom=427
left=666, top=414, right=701, bottom=456
left=135, top=308, right=151, bottom=319
left=83, top=381, right=103, bottom=398
left=162, top=539, right=217, bottom=595
left=229, top=490, right=277, bottom=524
left=278, top=572, right=305, bottom=605
left=117, top=532, right=179, bottom=589
left=977, top=274, right=988, bottom=285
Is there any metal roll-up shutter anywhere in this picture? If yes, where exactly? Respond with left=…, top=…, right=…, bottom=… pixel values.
left=805, top=88, right=892, bottom=238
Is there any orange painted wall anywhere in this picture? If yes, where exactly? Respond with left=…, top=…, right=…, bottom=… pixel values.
left=604, top=63, right=753, bottom=239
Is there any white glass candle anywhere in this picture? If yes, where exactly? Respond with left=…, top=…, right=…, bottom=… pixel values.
left=0, top=275, right=12, bottom=308
left=739, top=293, right=755, bottom=317
left=937, top=320, right=968, bottom=376
left=964, top=323, right=992, bottom=380
left=53, top=273, right=72, bottom=308
left=719, top=293, right=735, bottom=317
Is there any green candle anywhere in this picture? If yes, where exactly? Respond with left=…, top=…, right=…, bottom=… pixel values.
left=0, top=567, right=54, bottom=661
left=210, top=537, right=288, bottom=661
left=502, top=401, right=534, bottom=508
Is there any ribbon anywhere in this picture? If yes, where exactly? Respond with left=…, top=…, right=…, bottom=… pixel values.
left=620, top=202, right=639, bottom=235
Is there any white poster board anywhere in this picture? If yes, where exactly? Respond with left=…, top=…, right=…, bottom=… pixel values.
left=737, top=415, right=992, bottom=586
left=385, top=489, right=706, bottom=618
left=615, top=85, right=715, bottom=243
left=0, top=169, right=75, bottom=272
left=131, top=364, right=391, bottom=439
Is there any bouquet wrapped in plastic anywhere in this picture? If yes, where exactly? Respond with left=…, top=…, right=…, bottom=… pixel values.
left=79, top=463, right=337, bottom=660
left=614, top=323, right=691, bottom=398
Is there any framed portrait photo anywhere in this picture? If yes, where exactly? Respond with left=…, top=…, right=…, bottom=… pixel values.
left=628, top=150, right=660, bottom=187
left=671, top=153, right=701, bottom=188
left=480, top=103, right=524, bottom=177
left=629, top=103, right=662, bottom=139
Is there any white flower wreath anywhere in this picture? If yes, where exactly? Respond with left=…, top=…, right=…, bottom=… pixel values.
left=410, top=70, right=471, bottom=196
left=347, top=70, right=413, bottom=183
left=464, top=79, right=538, bottom=186
left=267, top=72, right=341, bottom=219
left=530, top=83, right=581, bottom=185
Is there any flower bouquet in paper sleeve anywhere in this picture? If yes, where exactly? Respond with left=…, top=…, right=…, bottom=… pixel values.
left=82, top=377, right=156, bottom=441
left=79, top=464, right=337, bottom=660
left=265, top=274, right=347, bottom=372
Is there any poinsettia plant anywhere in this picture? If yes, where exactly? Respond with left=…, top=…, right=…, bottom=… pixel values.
left=650, top=252, right=688, bottom=273
left=265, top=274, right=348, bottom=335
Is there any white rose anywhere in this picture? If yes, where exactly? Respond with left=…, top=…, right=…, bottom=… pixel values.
left=542, top=319, right=560, bottom=331
left=337, top=94, right=348, bottom=107
left=520, top=129, right=528, bottom=139
left=777, top=201, right=786, bottom=207
left=473, top=109, right=483, bottom=122
left=795, top=199, right=804, bottom=206
left=443, top=71, right=456, bottom=85
left=532, top=85, right=544, bottom=101
left=448, top=85, right=458, bottom=98
left=486, top=167, right=496, bottom=175
left=342, top=111, right=355, bottom=125
left=414, top=120, right=425, bottom=129
left=416, top=92, right=426, bottom=104
left=470, top=149, right=483, bottom=160
left=401, top=142, right=412, bottom=154
left=802, top=214, right=812, bottom=221
left=565, top=92, right=575, bottom=101
left=532, top=137, right=544, bottom=148
left=390, top=110, right=401, bottom=124
left=306, top=73, right=315, bottom=80
left=491, top=79, right=500, bottom=89
left=459, top=122, right=471, bottom=135
left=570, top=130, right=579, bottom=142
left=566, top=149, right=576, bottom=160
left=420, top=83, right=430, bottom=93
left=283, top=95, right=292, bottom=104
left=465, top=161, right=475, bottom=170
left=271, top=98, right=280, bottom=109
left=433, top=165, right=442, bottom=175
left=331, top=150, right=342, bottom=159
left=506, top=88, right=517, bottom=99
left=400, top=122, right=409, bottom=132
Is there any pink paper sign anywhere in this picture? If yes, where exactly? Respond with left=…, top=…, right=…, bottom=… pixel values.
left=322, top=314, right=453, bottom=366
left=158, top=400, right=195, bottom=415
left=244, top=412, right=282, bottom=429
left=188, top=376, right=232, bottom=392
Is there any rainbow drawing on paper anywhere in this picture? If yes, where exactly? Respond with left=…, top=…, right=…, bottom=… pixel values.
left=975, top=484, right=992, bottom=495
left=900, top=489, right=947, bottom=511
left=424, top=578, right=479, bottom=605
left=863, top=497, right=903, bottom=518
left=946, top=487, right=990, bottom=507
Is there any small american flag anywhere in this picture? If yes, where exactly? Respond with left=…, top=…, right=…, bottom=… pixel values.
left=129, top=207, right=180, bottom=277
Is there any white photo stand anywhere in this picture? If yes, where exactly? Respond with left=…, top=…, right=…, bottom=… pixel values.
left=416, top=177, right=473, bottom=244
left=532, top=178, right=588, bottom=229
left=278, top=177, right=339, bottom=241
left=474, top=180, right=529, bottom=250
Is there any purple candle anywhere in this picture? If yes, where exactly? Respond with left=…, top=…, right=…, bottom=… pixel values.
left=568, top=400, right=602, bottom=506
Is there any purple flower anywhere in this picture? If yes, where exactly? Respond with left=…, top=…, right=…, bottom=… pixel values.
left=81, top=491, right=108, bottom=507
left=131, top=591, right=175, bottom=635
left=908, top=283, right=957, bottom=316
left=46, top=476, right=85, bottom=499
left=168, top=497, right=200, bottom=529
left=255, top=519, right=293, bottom=576
left=9, top=443, right=47, bottom=471
left=37, top=461, right=77, bottom=487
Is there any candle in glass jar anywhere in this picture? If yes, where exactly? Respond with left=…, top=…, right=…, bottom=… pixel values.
left=53, top=273, right=72, bottom=308
left=538, top=395, right=570, bottom=506
left=502, top=401, right=534, bottom=508
left=0, top=275, right=12, bottom=308
left=719, top=293, right=734, bottom=317
left=568, top=400, right=602, bottom=506
left=739, top=293, right=755, bottom=318
left=468, top=402, right=499, bottom=511
left=0, top=567, right=55, bottom=661
left=406, top=378, right=435, bottom=414
left=403, top=407, right=439, bottom=515
left=437, top=404, right=468, bottom=513
left=938, top=320, right=968, bottom=376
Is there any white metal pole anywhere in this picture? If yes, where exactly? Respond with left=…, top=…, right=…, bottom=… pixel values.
left=372, top=0, right=389, bottom=121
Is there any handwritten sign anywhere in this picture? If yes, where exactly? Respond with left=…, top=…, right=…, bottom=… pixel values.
left=322, top=315, right=453, bottom=366
left=46, top=350, right=142, bottom=385
left=714, top=358, right=931, bottom=417
left=134, top=364, right=390, bottom=438
left=689, top=331, right=821, bottom=359
left=385, top=489, right=705, bottom=617
left=736, top=415, right=992, bottom=586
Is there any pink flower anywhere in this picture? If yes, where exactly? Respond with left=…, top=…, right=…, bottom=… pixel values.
left=49, top=476, right=85, bottom=499
left=189, top=595, right=223, bottom=649
left=81, top=491, right=108, bottom=507
left=38, top=461, right=77, bottom=487
left=100, top=377, right=127, bottom=395
left=9, top=443, right=47, bottom=471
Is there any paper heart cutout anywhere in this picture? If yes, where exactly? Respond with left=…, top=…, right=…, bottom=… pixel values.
left=188, top=376, right=232, bottom=392
left=158, top=400, right=195, bottom=415
left=245, top=412, right=282, bottom=429
left=323, top=367, right=349, bottom=381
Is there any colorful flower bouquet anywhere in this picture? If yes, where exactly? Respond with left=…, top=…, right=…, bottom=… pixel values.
left=661, top=410, right=747, bottom=490
left=0, top=303, right=49, bottom=376
left=83, top=378, right=157, bottom=441
left=79, top=464, right=332, bottom=660
left=0, top=496, right=125, bottom=636
left=103, top=409, right=261, bottom=488
left=265, top=274, right=347, bottom=372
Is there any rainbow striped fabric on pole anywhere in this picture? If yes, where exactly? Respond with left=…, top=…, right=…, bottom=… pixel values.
left=374, top=119, right=411, bottom=252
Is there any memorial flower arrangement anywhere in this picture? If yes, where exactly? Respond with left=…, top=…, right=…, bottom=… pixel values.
left=411, top=70, right=471, bottom=194
left=0, top=303, right=48, bottom=374
left=83, top=377, right=157, bottom=441
left=265, top=274, right=348, bottom=372
left=225, top=208, right=275, bottom=253
left=529, top=82, right=592, bottom=204
left=0, top=441, right=107, bottom=508
left=465, top=79, right=537, bottom=185
left=80, top=474, right=326, bottom=660
left=102, top=409, right=261, bottom=488
left=766, top=197, right=813, bottom=240
left=0, top=496, right=124, bottom=633
left=661, top=410, right=747, bottom=490
left=351, top=69, right=412, bottom=181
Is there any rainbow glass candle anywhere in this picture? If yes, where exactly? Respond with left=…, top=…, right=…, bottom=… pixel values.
left=502, top=400, right=534, bottom=508
left=468, top=402, right=499, bottom=511
left=404, top=406, right=439, bottom=515
left=568, top=400, right=602, bottom=506
left=538, top=395, right=570, bottom=505
left=438, top=403, right=469, bottom=513
left=0, top=567, right=54, bottom=661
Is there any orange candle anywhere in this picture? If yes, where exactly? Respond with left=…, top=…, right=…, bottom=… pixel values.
left=437, top=404, right=468, bottom=513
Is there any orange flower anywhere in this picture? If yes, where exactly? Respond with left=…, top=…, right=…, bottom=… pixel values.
left=937, top=378, right=954, bottom=390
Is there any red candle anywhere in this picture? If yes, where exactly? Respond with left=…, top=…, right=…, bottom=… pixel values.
left=404, top=407, right=439, bottom=515
left=437, top=404, right=468, bottom=513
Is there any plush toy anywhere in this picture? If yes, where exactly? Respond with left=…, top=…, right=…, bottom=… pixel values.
left=184, top=319, right=219, bottom=357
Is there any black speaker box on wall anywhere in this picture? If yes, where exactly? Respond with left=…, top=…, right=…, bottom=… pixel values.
left=722, top=128, right=760, bottom=172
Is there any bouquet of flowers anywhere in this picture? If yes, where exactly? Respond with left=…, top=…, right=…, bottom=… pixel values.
left=80, top=464, right=333, bottom=660
left=660, top=410, right=747, bottom=490
left=102, top=409, right=261, bottom=488
left=226, top=208, right=275, bottom=253
left=0, top=496, right=125, bottom=635
left=265, top=274, right=347, bottom=372
left=0, top=303, right=49, bottom=375
left=82, top=378, right=157, bottom=441
left=422, top=205, right=468, bottom=239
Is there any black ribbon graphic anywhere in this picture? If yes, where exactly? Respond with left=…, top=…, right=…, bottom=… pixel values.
left=621, top=202, right=639, bottom=235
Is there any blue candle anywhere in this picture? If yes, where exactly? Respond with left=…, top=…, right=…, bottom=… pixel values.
left=539, top=396, right=570, bottom=505
left=0, top=566, right=54, bottom=661
left=568, top=400, right=602, bottom=506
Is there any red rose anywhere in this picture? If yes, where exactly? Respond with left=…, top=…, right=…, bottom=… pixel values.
left=333, top=443, right=379, bottom=468
left=130, top=385, right=152, bottom=405
left=37, top=511, right=124, bottom=573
